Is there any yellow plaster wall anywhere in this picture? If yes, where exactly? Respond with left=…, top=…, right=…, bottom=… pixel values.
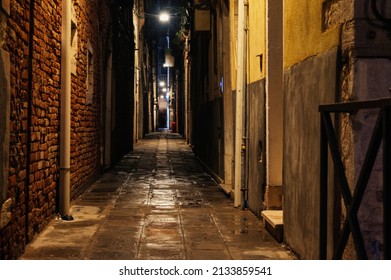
left=284, top=0, right=339, bottom=69
left=247, top=0, right=266, bottom=83
left=230, top=0, right=237, bottom=90
left=230, top=0, right=266, bottom=88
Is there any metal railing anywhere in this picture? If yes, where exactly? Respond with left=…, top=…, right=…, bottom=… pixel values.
left=319, top=98, right=391, bottom=259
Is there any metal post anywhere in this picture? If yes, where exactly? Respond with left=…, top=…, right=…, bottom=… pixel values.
left=319, top=112, right=328, bottom=259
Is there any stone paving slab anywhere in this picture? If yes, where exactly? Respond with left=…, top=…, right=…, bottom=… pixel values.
left=20, top=133, right=296, bottom=260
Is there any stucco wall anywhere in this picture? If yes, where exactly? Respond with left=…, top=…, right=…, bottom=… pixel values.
left=229, top=0, right=237, bottom=90
left=283, top=47, right=337, bottom=259
left=350, top=58, right=391, bottom=259
left=231, top=0, right=266, bottom=86
left=248, top=0, right=265, bottom=82
left=284, top=0, right=339, bottom=69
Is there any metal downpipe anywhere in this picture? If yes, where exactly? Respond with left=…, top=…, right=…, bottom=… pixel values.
left=234, top=0, right=245, bottom=207
left=59, top=0, right=73, bottom=221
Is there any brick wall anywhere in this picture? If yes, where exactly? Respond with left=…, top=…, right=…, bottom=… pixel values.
left=69, top=0, right=108, bottom=198
left=0, top=0, right=113, bottom=259
left=2, top=0, right=31, bottom=259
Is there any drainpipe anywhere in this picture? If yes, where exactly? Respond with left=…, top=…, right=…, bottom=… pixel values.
left=133, top=4, right=139, bottom=142
left=243, top=1, right=249, bottom=210
left=234, top=0, right=245, bottom=207
left=59, top=0, right=73, bottom=220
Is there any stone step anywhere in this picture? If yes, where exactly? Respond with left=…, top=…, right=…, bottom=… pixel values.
left=261, top=210, right=283, bottom=243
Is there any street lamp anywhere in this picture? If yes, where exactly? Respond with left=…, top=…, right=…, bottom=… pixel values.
left=159, top=11, right=170, bottom=22
left=158, top=8, right=183, bottom=23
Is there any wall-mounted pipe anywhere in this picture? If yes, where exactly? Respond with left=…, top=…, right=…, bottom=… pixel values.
left=243, top=1, right=249, bottom=210
left=234, top=0, right=245, bottom=207
left=59, top=0, right=73, bottom=220
left=133, top=3, right=140, bottom=142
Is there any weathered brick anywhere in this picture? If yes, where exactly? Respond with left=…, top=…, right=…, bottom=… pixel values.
left=8, top=175, right=16, bottom=187
left=2, top=0, right=114, bottom=260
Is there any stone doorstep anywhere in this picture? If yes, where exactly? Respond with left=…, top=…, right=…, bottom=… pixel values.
left=261, top=210, right=283, bottom=243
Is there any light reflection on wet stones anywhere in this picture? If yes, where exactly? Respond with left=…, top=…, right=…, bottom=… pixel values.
left=20, top=133, right=295, bottom=260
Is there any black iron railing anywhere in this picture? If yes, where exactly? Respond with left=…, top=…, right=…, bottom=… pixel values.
left=319, top=98, right=391, bottom=259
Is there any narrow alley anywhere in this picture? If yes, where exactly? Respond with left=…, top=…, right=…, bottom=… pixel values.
left=2, top=0, right=391, bottom=261
left=19, top=133, right=294, bottom=260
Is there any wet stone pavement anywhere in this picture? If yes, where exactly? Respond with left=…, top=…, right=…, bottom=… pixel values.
left=20, top=133, right=295, bottom=260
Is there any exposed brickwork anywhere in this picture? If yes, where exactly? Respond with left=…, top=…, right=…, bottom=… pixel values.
left=0, top=0, right=113, bottom=259
left=69, top=0, right=109, bottom=198
left=322, top=0, right=354, bottom=31
left=2, top=0, right=31, bottom=260
left=28, top=0, right=62, bottom=243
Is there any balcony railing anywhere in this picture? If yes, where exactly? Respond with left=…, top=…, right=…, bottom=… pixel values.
left=319, top=98, right=391, bottom=259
